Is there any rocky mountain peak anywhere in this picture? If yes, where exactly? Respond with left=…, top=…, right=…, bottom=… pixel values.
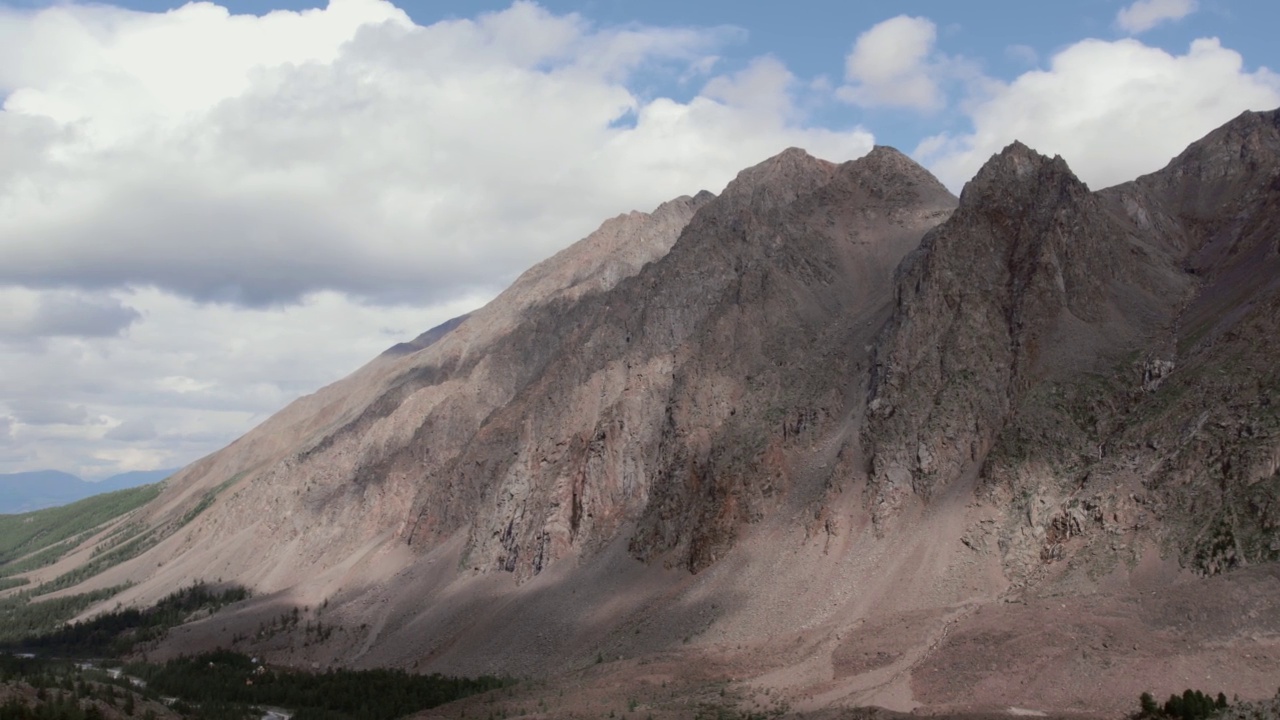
left=858, top=145, right=930, bottom=175
left=958, top=140, right=1086, bottom=211
left=839, top=145, right=954, bottom=206
left=1178, top=107, right=1280, bottom=166
left=715, top=146, right=839, bottom=215
left=1140, top=108, right=1280, bottom=221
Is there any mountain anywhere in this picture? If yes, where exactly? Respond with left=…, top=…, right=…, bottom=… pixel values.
left=23, top=109, right=1280, bottom=717
left=0, top=469, right=175, bottom=514
left=91, top=469, right=178, bottom=494
left=0, top=470, right=83, bottom=514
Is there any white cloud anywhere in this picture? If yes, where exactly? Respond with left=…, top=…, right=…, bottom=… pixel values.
left=0, top=0, right=871, bottom=307
left=916, top=37, right=1280, bottom=191
left=1117, top=0, right=1198, bottom=34
left=0, top=1, right=877, bottom=477
left=838, top=15, right=942, bottom=111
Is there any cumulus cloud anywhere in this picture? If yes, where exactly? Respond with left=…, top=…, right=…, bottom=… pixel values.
left=916, top=37, right=1280, bottom=191
left=0, top=288, right=141, bottom=341
left=1117, top=0, right=1198, bottom=34
left=837, top=15, right=942, bottom=110
left=0, top=0, right=873, bottom=308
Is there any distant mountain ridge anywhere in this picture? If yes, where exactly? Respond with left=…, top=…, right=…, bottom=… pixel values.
left=0, top=469, right=175, bottom=514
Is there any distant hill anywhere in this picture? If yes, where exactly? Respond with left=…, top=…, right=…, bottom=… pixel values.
left=0, top=469, right=175, bottom=514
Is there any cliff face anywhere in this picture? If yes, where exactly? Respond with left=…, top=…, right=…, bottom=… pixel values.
left=864, top=109, right=1280, bottom=585
left=1105, top=109, right=1280, bottom=576
left=388, top=145, right=956, bottom=577
left=863, top=141, right=1186, bottom=523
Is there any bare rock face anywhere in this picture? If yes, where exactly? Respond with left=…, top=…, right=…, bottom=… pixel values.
left=1111, top=108, right=1280, bottom=576
left=623, top=146, right=956, bottom=571
left=864, top=142, right=1173, bottom=520
left=398, top=145, right=956, bottom=576
left=864, top=109, right=1280, bottom=584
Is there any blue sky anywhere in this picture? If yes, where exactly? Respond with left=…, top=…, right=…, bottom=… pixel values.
left=0, top=0, right=1278, bottom=478
left=486, top=0, right=1280, bottom=150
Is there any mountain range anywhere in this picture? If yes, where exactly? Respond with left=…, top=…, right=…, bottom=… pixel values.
left=15, top=108, right=1280, bottom=717
left=0, top=469, right=176, bottom=514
